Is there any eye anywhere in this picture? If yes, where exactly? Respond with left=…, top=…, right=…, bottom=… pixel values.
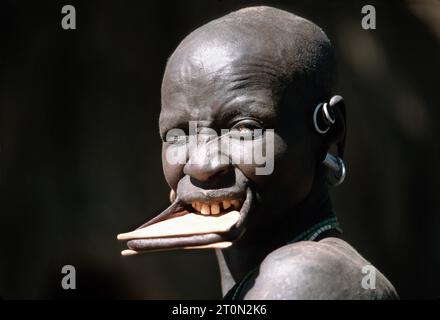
left=230, top=119, right=264, bottom=139
left=164, top=129, right=189, bottom=145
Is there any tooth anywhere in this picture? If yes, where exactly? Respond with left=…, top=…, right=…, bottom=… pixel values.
left=195, top=202, right=202, bottom=212
left=211, top=203, right=220, bottom=215
left=201, top=203, right=210, bottom=215
left=192, top=202, right=197, bottom=210
left=223, top=200, right=231, bottom=210
left=231, top=200, right=240, bottom=208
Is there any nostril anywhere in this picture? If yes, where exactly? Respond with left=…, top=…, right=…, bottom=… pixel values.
left=183, top=162, right=230, bottom=182
left=208, top=168, right=228, bottom=180
left=183, top=163, right=207, bottom=181
left=189, top=167, right=235, bottom=190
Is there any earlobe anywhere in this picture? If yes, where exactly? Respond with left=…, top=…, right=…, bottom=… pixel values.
left=327, top=95, right=346, bottom=186
left=323, top=153, right=346, bottom=186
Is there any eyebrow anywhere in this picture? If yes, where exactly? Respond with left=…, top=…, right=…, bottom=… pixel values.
left=159, top=95, right=276, bottom=138
left=159, top=112, right=191, bottom=138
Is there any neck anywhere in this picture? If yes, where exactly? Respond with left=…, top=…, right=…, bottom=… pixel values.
left=216, top=176, right=333, bottom=296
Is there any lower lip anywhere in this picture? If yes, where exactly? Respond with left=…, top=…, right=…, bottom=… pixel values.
left=127, top=231, right=239, bottom=251
left=125, top=187, right=253, bottom=252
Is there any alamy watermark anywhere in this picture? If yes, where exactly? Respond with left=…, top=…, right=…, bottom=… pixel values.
left=61, top=265, right=76, bottom=290
left=61, top=5, right=76, bottom=30
left=361, top=264, right=376, bottom=290
left=164, top=121, right=274, bottom=175
left=361, top=5, right=376, bottom=30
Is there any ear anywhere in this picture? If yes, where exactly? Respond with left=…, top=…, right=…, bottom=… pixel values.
left=326, top=95, right=346, bottom=158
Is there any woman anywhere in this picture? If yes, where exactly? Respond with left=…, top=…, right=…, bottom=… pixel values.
left=118, top=6, right=398, bottom=300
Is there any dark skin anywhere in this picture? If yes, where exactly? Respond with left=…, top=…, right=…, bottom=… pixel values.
left=124, top=6, right=398, bottom=299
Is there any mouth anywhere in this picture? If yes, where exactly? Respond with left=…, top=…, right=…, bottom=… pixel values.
left=117, top=188, right=252, bottom=255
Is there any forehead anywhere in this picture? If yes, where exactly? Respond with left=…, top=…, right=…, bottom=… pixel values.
left=160, top=40, right=284, bottom=131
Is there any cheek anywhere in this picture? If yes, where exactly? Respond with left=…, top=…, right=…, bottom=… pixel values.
left=232, top=133, right=287, bottom=186
left=246, top=132, right=316, bottom=207
left=278, top=136, right=317, bottom=204
left=161, top=144, right=185, bottom=190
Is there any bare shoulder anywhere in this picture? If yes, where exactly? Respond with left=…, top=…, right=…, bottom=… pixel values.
left=243, top=237, right=398, bottom=300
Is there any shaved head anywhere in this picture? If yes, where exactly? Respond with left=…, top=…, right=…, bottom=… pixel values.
left=162, top=6, right=337, bottom=126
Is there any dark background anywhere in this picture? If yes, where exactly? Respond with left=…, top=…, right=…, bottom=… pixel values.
left=1, top=0, right=439, bottom=299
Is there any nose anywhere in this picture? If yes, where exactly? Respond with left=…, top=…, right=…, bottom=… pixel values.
left=183, top=143, right=231, bottom=183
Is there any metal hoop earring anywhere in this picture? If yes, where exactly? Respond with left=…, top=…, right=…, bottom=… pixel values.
left=313, top=103, right=330, bottom=134
left=323, top=153, right=346, bottom=187
left=323, top=102, right=335, bottom=125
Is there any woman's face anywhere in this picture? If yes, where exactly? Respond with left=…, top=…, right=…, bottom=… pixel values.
left=158, top=40, right=320, bottom=244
